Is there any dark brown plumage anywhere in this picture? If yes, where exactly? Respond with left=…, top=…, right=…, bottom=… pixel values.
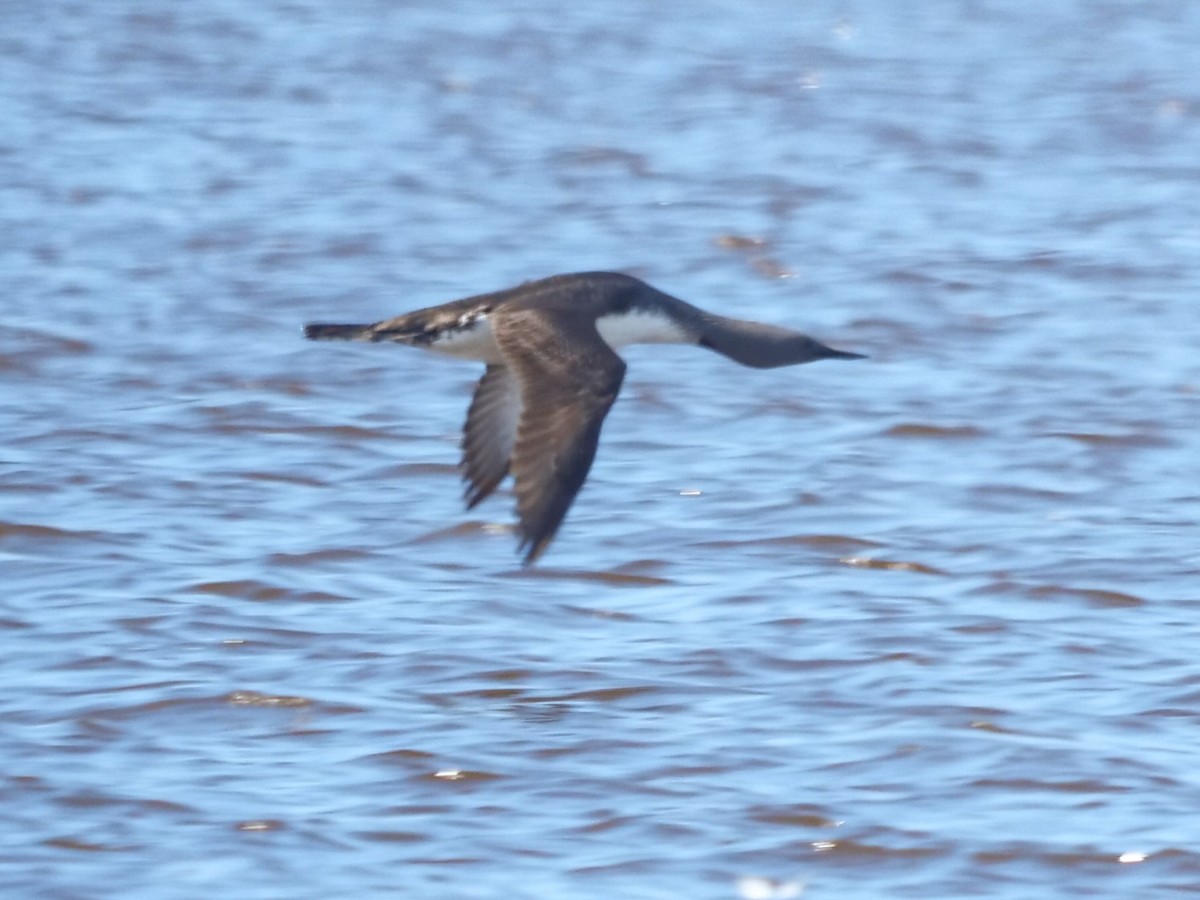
left=305, top=271, right=863, bottom=563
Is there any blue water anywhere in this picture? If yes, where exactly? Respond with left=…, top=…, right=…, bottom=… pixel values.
left=3, top=2, right=1199, bottom=897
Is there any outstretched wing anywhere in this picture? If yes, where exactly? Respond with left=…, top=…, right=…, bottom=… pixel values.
left=460, top=364, right=521, bottom=509
left=492, top=307, right=626, bottom=564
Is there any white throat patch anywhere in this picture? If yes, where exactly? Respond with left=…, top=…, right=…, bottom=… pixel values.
left=595, top=309, right=689, bottom=349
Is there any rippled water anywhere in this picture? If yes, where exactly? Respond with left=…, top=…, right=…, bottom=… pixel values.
left=3, top=2, right=1199, bottom=897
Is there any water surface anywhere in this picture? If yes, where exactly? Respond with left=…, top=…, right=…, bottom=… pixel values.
left=3, top=2, right=1199, bottom=897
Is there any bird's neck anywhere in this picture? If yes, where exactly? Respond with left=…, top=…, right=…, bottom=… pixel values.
left=594, top=308, right=692, bottom=349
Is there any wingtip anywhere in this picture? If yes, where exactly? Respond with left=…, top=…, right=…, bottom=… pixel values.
left=519, top=541, right=546, bottom=567
left=517, top=530, right=554, bottom=567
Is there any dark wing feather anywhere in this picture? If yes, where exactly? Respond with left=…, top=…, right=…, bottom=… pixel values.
left=492, top=307, right=626, bottom=564
left=460, top=364, right=521, bottom=508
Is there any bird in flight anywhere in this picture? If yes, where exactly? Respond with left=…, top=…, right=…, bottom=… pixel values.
left=305, top=271, right=863, bottom=564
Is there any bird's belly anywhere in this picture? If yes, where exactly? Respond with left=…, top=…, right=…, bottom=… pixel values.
left=595, top=309, right=690, bottom=348
left=424, top=316, right=504, bottom=363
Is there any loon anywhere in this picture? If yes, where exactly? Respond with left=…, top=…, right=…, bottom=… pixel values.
left=305, top=271, right=863, bottom=564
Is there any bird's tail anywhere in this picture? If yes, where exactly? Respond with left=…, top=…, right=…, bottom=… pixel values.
left=304, top=323, right=373, bottom=341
